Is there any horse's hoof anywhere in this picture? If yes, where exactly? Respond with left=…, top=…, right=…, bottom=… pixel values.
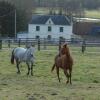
left=17, top=72, right=20, bottom=74
left=27, top=73, right=29, bottom=75
left=66, top=81, right=69, bottom=84
left=70, top=82, right=72, bottom=85
left=59, top=80, right=61, bottom=83
left=31, top=73, right=33, bottom=76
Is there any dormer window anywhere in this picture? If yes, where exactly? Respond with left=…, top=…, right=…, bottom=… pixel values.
left=49, top=21, right=51, bottom=24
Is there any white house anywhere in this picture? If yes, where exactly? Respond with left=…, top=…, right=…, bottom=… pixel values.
left=28, top=14, right=73, bottom=39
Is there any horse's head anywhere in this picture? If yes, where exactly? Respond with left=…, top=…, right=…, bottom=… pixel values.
left=28, top=46, right=35, bottom=57
left=61, top=43, right=70, bottom=56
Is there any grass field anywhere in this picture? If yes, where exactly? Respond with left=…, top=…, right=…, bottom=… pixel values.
left=85, top=10, right=100, bottom=18
left=34, top=8, right=100, bottom=19
left=0, top=46, right=100, bottom=100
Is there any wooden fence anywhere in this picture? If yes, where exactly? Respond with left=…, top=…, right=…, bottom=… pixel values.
left=0, top=38, right=100, bottom=51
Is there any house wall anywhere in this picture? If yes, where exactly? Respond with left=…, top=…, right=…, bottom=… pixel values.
left=17, top=33, right=28, bottom=39
left=28, top=24, right=73, bottom=39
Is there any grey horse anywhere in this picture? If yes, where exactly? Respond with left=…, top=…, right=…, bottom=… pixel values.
left=11, top=46, right=35, bottom=76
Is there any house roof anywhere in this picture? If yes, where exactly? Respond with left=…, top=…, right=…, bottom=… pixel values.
left=29, top=15, right=71, bottom=25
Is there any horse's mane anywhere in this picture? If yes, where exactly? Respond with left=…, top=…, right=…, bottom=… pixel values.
left=65, top=45, right=71, bottom=58
left=60, top=43, right=70, bottom=57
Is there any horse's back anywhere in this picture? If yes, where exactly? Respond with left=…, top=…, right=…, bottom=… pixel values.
left=14, top=47, right=26, bottom=59
left=14, top=47, right=35, bottom=62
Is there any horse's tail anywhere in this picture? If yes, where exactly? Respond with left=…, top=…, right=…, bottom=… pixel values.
left=11, top=49, right=15, bottom=64
left=51, top=63, right=56, bottom=72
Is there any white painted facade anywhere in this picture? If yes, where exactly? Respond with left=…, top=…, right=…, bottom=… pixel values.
left=17, top=33, right=28, bottom=39
left=28, top=24, right=72, bottom=39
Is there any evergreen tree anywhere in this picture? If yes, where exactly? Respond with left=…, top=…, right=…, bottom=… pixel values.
left=0, top=1, right=28, bottom=37
left=0, top=1, right=15, bottom=37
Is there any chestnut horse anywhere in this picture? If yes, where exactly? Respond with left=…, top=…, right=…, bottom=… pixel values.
left=51, top=43, right=73, bottom=84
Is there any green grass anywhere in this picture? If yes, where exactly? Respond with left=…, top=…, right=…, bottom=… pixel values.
left=34, top=8, right=100, bottom=19
left=85, top=10, right=100, bottom=18
left=0, top=46, right=100, bottom=100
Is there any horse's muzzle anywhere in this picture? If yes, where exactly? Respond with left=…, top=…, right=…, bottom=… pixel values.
left=30, top=54, right=33, bottom=57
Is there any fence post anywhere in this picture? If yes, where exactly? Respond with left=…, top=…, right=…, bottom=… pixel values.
left=59, top=38, right=62, bottom=51
left=18, top=39, right=21, bottom=47
left=82, top=39, right=86, bottom=53
left=38, top=39, right=40, bottom=51
left=0, top=40, right=2, bottom=49
left=43, top=38, right=46, bottom=50
left=8, top=39, right=10, bottom=48
left=25, top=38, right=28, bottom=48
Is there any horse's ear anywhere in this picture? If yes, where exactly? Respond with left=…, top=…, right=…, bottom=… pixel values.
left=62, top=43, right=67, bottom=48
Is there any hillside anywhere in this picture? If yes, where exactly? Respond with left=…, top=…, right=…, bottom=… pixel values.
left=85, top=10, right=100, bottom=19
left=1, top=0, right=100, bottom=18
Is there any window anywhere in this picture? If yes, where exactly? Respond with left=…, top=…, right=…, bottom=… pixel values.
left=36, top=36, right=40, bottom=39
left=47, top=35, right=51, bottom=40
left=36, top=26, right=40, bottom=31
left=60, top=27, right=63, bottom=32
left=48, top=26, right=52, bottom=32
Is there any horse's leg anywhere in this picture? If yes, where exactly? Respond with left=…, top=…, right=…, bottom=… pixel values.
left=69, top=69, right=72, bottom=84
left=64, top=69, right=69, bottom=84
left=16, top=59, right=20, bottom=74
left=31, top=62, right=33, bottom=76
left=56, top=66, right=60, bottom=82
left=26, top=62, right=30, bottom=75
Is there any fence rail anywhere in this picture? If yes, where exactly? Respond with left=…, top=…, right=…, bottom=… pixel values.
left=0, top=38, right=100, bottom=51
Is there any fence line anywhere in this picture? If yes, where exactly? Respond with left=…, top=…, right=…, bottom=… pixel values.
left=0, top=38, right=100, bottom=51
